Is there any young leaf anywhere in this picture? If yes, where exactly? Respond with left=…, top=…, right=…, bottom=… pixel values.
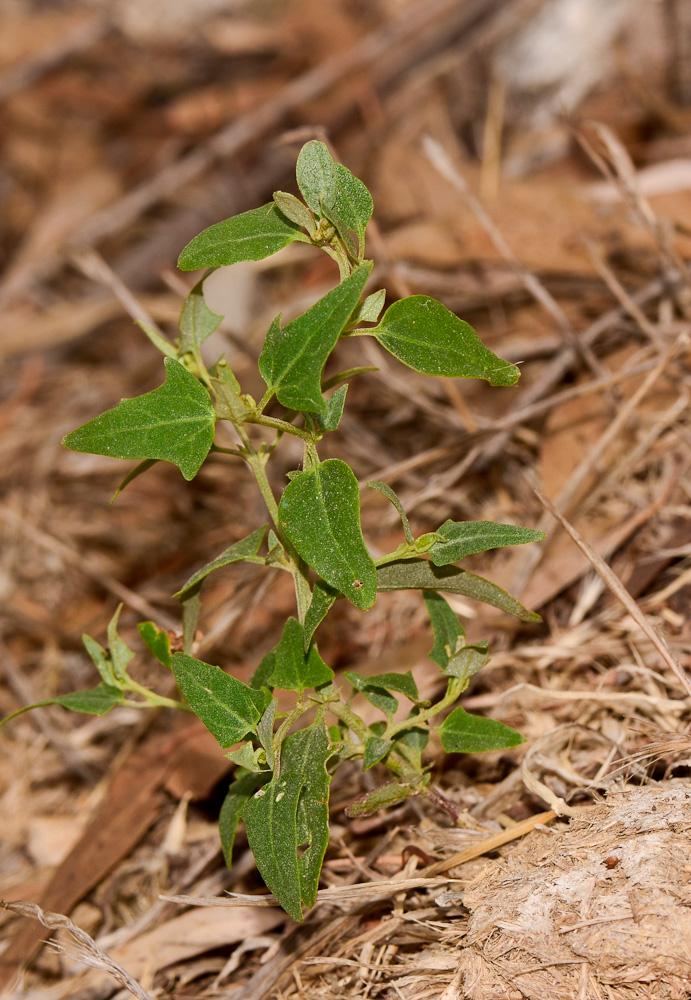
left=367, top=480, right=414, bottom=544
left=281, top=718, right=333, bottom=907
left=334, top=163, right=373, bottom=250
left=178, top=203, right=302, bottom=270
left=220, top=770, right=270, bottom=867
left=279, top=459, right=377, bottom=610
left=316, top=384, right=347, bottom=432
left=137, top=621, right=172, bottom=669
left=172, top=652, right=269, bottom=747
left=429, top=520, right=545, bottom=566
left=349, top=670, right=421, bottom=702
left=369, top=297, right=520, bottom=387
left=225, top=743, right=266, bottom=772
left=106, top=605, right=135, bottom=682
left=266, top=618, right=334, bottom=693
left=82, top=634, right=118, bottom=688
left=272, top=191, right=315, bottom=231
left=258, top=263, right=372, bottom=413
left=345, top=776, right=427, bottom=818
left=174, top=525, right=268, bottom=598
left=63, top=357, right=216, bottom=481
left=348, top=288, right=385, bottom=326
left=423, top=591, right=466, bottom=670
left=376, top=559, right=541, bottom=622
left=439, top=706, right=525, bottom=754
left=0, top=683, right=125, bottom=729
left=296, top=140, right=338, bottom=214
left=444, top=641, right=490, bottom=686
left=344, top=671, right=398, bottom=718
left=363, top=735, right=393, bottom=770
left=303, top=581, right=340, bottom=648
left=243, top=771, right=306, bottom=921
left=393, top=719, right=429, bottom=769
left=178, top=278, right=223, bottom=355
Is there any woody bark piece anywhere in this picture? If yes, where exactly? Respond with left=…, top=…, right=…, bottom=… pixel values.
left=0, top=720, right=227, bottom=991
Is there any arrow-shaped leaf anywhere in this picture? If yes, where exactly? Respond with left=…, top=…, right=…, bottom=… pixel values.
left=63, top=357, right=215, bottom=481
left=0, top=683, right=125, bottom=730
left=279, top=459, right=377, bottom=610
left=259, top=263, right=372, bottom=412
left=266, top=618, right=334, bottom=693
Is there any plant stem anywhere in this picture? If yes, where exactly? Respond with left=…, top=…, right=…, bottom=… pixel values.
left=385, top=678, right=464, bottom=740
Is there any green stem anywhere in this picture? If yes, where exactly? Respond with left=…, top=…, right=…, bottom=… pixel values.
left=247, top=413, right=314, bottom=442
left=385, top=678, right=464, bottom=740
left=122, top=677, right=194, bottom=714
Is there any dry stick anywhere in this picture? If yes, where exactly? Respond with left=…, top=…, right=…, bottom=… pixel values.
left=0, top=505, right=177, bottom=630
left=422, top=135, right=606, bottom=379
left=534, top=489, right=691, bottom=699
left=580, top=236, right=663, bottom=347
left=0, top=16, right=108, bottom=103
left=71, top=248, right=168, bottom=338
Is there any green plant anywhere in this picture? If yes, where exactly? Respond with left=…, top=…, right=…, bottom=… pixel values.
left=2, top=142, right=543, bottom=921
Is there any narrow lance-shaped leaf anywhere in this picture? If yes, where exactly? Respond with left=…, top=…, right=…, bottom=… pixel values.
left=63, top=357, right=215, bottom=481
left=377, top=559, right=541, bottom=622
left=429, top=520, right=545, bottom=566
left=423, top=591, right=465, bottom=670
left=220, top=770, right=270, bottom=867
left=178, top=203, right=302, bottom=270
left=259, top=263, right=371, bottom=413
left=347, top=670, right=421, bottom=702
left=367, top=480, right=414, bottom=544
left=281, top=718, right=333, bottom=907
left=243, top=772, right=306, bottom=921
left=172, top=652, right=269, bottom=747
left=175, top=525, right=268, bottom=598
left=369, top=297, right=520, bottom=387
left=439, top=706, right=525, bottom=754
left=279, top=459, right=377, bottom=610
left=266, top=618, right=334, bottom=694
left=178, top=278, right=223, bottom=355
left=316, top=384, right=347, bottom=432
left=0, top=684, right=125, bottom=730
left=303, top=581, right=340, bottom=649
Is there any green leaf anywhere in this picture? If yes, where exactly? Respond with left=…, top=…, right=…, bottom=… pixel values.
left=429, top=520, right=545, bottom=566
left=316, top=384, right=347, bottom=432
left=444, top=641, right=490, bottom=686
left=63, top=357, right=216, bottom=481
left=322, top=365, right=378, bottom=391
left=349, top=288, right=385, bottom=326
left=0, top=683, right=125, bottom=730
left=439, top=707, right=525, bottom=754
left=367, top=480, right=414, bottom=544
left=266, top=618, right=334, bottom=693
left=172, top=652, right=269, bottom=747
left=220, top=770, right=269, bottom=867
left=174, top=525, right=268, bottom=598
left=344, top=671, right=398, bottom=718
left=296, top=141, right=338, bottom=214
left=259, top=263, right=372, bottom=412
left=423, top=591, right=465, bottom=670
left=111, top=459, right=159, bottom=502
left=106, top=605, right=135, bottom=682
left=257, top=698, right=277, bottom=769
left=345, top=776, right=427, bottom=818
left=281, top=718, right=333, bottom=907
left=137, top=621, right=172, bottom=669
left=82, top=634, right=118, bottom=688
left=136, top=321, right=178, bottom=359
left=303, top=581, right=340, bottom=648
left=350, top=670, right=421, bottom=702
left=272, top=191, right=315, bottom=231
left=334, top=163, right=373, bottom=250
left=178, top=278, right=223, bottom=355
left=393, top=719, right=429, bottom=769
left=279, top=459, right=377, bottom=610
left=178, top=203, right=302, bottom=270
left=370, top=297, right=520, bottom=386
left=243, top=771, right=306, bottom=921
left=225, top=743, right=266, bottom=772
left=376, top=559, right=541, bottom=622
left=363, top=736, right=392, bottom=770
